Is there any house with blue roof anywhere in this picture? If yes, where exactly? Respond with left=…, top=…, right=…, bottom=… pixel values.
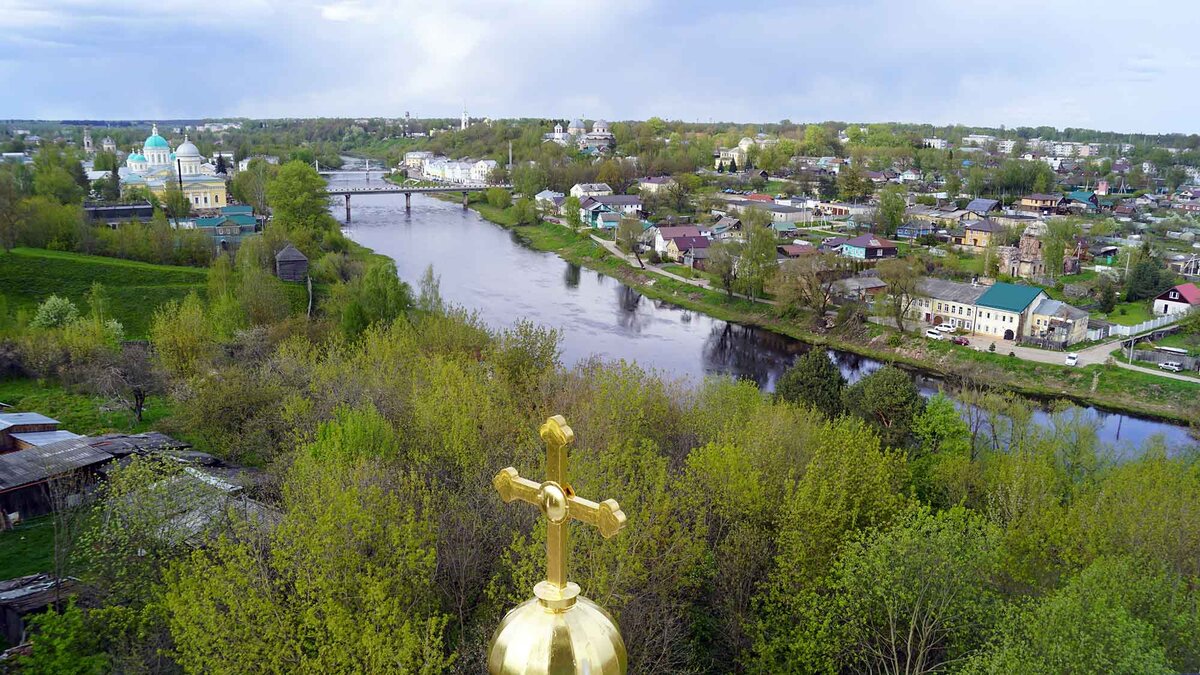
left=973, top=282, right=1047, bottom=340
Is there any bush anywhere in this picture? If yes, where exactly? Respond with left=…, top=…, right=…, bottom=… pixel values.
left=989, top=342, right=996, bottom=353
left=30, top=295, right=80, bottom=329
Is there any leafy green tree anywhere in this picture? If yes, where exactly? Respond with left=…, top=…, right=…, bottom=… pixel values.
left=965, top=557, right=1188, bottom=674
left=876, top=257, right=922, bottom=333
left=738, top=220, right=777, bottom=302
left=329, top=260, right=413, bottom=338
left=876, top=185, right=906, bottom=236
left=32, top=146, right=85, bottom=204
left=842, top=365, right=925, bottom=448
left=707, top=240, right=742, bottom=298
left=770, top=252, right=841, bottom=317
left=615, top=215, right=641, bottom=252
left=485, top=187, right=511, bottom=209
left=30, top=295, right=80, bottom=329
left=774, top=348, right=845, bottom=418
left=727, top=157, right=737, bottom=173
left=230, top=157, right=276, bottom=214
left=265, top=160, right=339, bottom=255
left=162, top=188, right=191, bottom=224
left=1097, top=277, right=1117, bottom=313
left=17, top=599, right=107, bottom=675
left=831, top=507, right=1001, bottom=674
left=751, top=416, right=909, bottom=670
left=1124, top=246, right=1169, bottom=302
left=562, top=195, right=582, bottom=228
left=512, top=197, right=539, bottom=225
left=165, top=407, right=454, bottom=674
left=149, top=292, right=216, bottom=379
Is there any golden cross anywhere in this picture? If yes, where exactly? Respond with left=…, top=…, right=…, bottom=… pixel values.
left=493, top=415, right=627, bottom=609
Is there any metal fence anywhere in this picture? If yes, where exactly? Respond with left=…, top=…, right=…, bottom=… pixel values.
left=1108, top=309, right=1195, bottom=337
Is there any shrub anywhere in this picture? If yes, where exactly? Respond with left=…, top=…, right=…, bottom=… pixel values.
left=30, top=295, right=80, bottom=329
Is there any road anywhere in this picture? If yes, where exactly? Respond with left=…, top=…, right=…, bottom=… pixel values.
left=949, top=335, right=1199, bottom=382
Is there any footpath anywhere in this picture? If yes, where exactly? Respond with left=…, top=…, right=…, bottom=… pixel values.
left=587, top=234, right=778, bottom=306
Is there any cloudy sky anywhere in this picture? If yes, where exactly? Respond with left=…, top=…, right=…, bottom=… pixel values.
left=2, top=0, right=1198, bottom=134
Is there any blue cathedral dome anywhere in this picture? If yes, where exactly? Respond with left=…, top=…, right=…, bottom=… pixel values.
left=144, top=134, right=169, bottom=149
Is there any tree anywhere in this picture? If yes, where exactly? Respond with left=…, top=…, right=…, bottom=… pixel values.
left=162, top=188, right=191, bottom=225
left=944, top=173, right=963, bottom=198
left=774, top=348, right=845, bottom=418
left=83, top=342, right=162, bottom=425
left=266, top=160, right=339, bottom=254
left=842, top=365, right=925, bottom=448
left=707, top=240, right=742, bottom=298
left=965, top=557, right=1188, bottom=674
left=1043, top=219, right=1081, bottom=280
left=876, top=185, right=906, bottom=237
left=165, top=407, right=453, bottom=673
left=328, top=260, right=413, bottom=338
left=770, top=252, right=841, bottom=317
left=485, top=187, right=511, bottom=209
left=738, top=221, right=777, bottom=302
left=1097, top=278, right=1117, bottom=313
left=512, top=197, right=539, bottom=225
left=30, top=295, right=80, bottom=329
left=230, top=157, right=276, bottom=214
left=615, top=215, right=641, bottom=253
left=562, top=195, right=582, bottom=228
left=149, top=292, right=216, bottom=379
left=832, top=507, right=1001, bottom=675
left=215, top=154, right=227, bottom=175
left=1125, top=246, right=1168, bottom=302
left=837, top=163, right=871, bottom=202
left=876, top=257, right=923, bottom=333
left=32, top=146, right=85, bottom=204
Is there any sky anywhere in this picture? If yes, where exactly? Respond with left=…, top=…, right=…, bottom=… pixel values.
left=2, top=0, right=1199, bottom=134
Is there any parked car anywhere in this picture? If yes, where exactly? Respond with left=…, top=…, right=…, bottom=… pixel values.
left=936, top=324, right=956, bottom=333
left=1065, top=353, right=1079, bottom=366
left=951, top=336, right=970, bottom=346
left=924, top=329, right=944, bottom=340
left=1159, top=361, right=1183, bottom=373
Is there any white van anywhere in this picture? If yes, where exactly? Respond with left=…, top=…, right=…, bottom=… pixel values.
left=924, top=329, right=944, bottom=340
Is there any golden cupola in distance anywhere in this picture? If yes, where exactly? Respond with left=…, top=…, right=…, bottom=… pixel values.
left=487, top=415, right=628, bottom=675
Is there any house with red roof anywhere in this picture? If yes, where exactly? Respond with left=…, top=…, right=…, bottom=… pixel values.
left=1153, top=283, right=1200, bottom=316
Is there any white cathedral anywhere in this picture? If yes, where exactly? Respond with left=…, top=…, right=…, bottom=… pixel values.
left=120, top=124, right=228, bottom=208
left=543, top=118, right=615, bottom=153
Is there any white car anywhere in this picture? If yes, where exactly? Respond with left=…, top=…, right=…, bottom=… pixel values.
left=935, top=324, right=956, bottom=333
left=924, top=329, right=944, bottom=340
left=1064, top=353, right=1079, bottom=366
left=1159, top=361, right=1183, bottom=373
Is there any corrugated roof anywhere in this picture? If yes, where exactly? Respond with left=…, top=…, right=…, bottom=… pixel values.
left=918, top=278, right=987, bottom=305
left=976, top=282, right=1044, bottom=313
left=0, top=413, right=59, bottom=428
left=11, top=431, right=83, bottom=447
left=0, top=438, right=114, bottom=492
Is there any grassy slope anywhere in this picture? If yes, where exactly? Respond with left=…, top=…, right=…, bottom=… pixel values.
left=0, top=248, right=209, bottom=338
left=0, top=379, right=174, bottom=435
left=0, top=516, right=55, bottom=578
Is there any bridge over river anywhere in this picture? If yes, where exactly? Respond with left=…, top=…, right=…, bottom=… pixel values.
left=321, top=173, right=511, bottom=220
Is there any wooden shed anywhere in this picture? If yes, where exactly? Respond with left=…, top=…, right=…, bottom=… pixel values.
left=274, top=244, right=309, bottom=282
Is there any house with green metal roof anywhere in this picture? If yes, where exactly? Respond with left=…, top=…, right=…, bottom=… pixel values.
left=973, top=282, right=1048, bottom=340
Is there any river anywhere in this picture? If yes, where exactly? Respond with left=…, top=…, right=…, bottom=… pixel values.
left=328, top=168, right=1196, bottom=454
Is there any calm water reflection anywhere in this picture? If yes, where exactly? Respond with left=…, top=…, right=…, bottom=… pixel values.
left=332, top=171, right=1196, bottom=453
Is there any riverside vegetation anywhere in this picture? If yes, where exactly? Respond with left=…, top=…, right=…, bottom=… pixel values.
left=0, top=164, right=1194, bottom=674
left=449, top=187, right=1200, bottom=426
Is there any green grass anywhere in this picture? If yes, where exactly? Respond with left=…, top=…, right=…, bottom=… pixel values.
left=1091, top=301, right=1154, bottom=326
left=0, top=248, right=209, bottom=338
left=0, top=516, right=56, bottom=578
left=1147, top=333, right=1200, bottom=356
left=0, top=378, right=174, bottom=435
left=662, top=264, right=697, bottom=279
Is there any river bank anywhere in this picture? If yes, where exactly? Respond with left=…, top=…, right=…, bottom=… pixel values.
left=442, top=193, right=1197, bottom=426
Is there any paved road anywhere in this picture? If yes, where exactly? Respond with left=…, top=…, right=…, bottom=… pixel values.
left=943, top=335, right=1198, bottom=382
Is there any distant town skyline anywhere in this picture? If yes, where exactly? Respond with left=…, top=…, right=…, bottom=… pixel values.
left=3, top=0, right=1199, bottom=135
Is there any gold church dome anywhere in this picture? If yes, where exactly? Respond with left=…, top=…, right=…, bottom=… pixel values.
left=487, top=588, right=626, bottom=675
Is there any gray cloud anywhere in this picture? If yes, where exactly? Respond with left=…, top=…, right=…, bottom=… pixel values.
left=2, top=0, right=1198, bottom=133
